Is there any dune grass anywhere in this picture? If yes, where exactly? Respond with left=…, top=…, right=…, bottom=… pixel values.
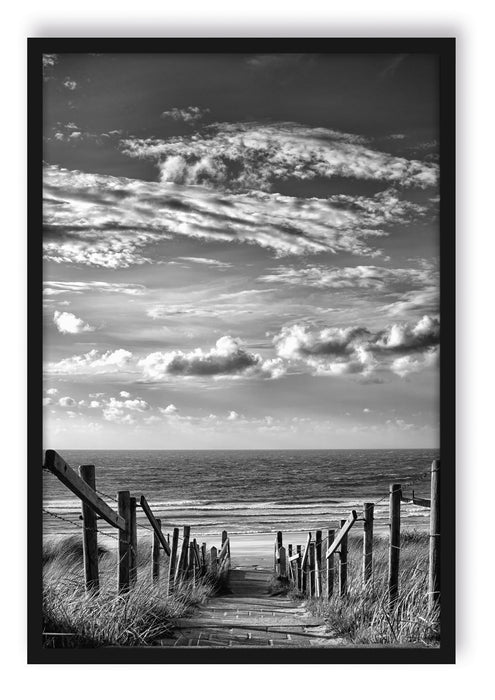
left=300, top=530, right=440, bottom=646
left=42, top=535, right=219, bottom=648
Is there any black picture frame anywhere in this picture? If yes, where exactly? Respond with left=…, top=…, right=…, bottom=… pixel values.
left=28, top=37, right=455, bottom=664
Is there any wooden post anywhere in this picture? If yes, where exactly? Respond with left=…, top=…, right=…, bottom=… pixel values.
left=176, top=525, right=190, bottom=583
left=169, top=527, right=179, bottom=587
left=276, top=531, right=283, bottom=574
left=326, top=529, right=335, bottom=599
left=129, top=496, right=137, bottom=587
left=363, top=502, right=374, bottom=585
left=309, top=542, right=316, bottom=596
left=210, top=546, right=217, bottom=576
left=152, top=517, right=161, bottom=583
left=279, top=546, right=287, bottom=578
left=189, top=542, right=196, bottom=586
left=201, top=542, right=207, bottom=573
left=388, top=484, right=401, bottom=607
left=288, top=544, right=293, bottom=580
left=78, top=464, right=99, bottom=594
left=339, top=519, right=348, bottom=597
left=296, top=545, right=302, bottom=591
left=315, top=530, right=322, bottom=597
left=118, top=490, right=131, bottom=594
left=428, top=460, right=440, bottom=612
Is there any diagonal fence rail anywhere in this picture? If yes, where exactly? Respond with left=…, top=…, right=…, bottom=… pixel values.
left=272, top=460, right=440, bottom=613
left=43, top=449, right=230, bottom=595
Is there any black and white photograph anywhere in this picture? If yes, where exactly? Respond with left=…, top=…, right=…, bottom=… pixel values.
left=30, top=39, right=455, bottom=663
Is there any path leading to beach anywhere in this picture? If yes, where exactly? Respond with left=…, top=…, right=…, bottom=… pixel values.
left=158, top=567, right=342, bottom=648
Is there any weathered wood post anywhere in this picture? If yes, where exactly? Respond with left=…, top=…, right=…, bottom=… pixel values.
left=428, top=459, right=440, bottom=612
left=129, top=496, right=137, bottom=587
left=388, top=484, right=401, bottom=607
left=296, top=545, right=302, bottom=591
left=363, top=502, right=374, bottom=585
left=326, top=529, right=335, bottom=599
left=176, top=525, right=191, bottom=583
left=338, top=519, right=348, bottom=596
left=301, top=534, right=311, bottom=594
left=279, top=545, right=287, bottom=578
left=201, top=542, right=207, bottom=573
left=276, top=531, right=283, bottom=574
left=78, top=464, right=99, bottom=593
left=118, top=490, right=131, bottom=594
left=169, top=527, right=179, bottom=587
left=210, top=546, right=217, bottom=576
left=288, top=544, right=293, bottom=581
left=315, top=530, right=322, bottom=597
left=151, top=517, right=162, bottom=583
left=189, top=542, right=196, bottom=587
left=309, top=542, right=316, bottom=596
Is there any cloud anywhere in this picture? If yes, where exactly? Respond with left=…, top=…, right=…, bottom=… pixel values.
left=138, top=336, right=284, bottom=380
left=159, top=404, right=178, bottom=415
left=46, top=388, right=58, bottom=395
left=273, top=315, right=439, bottom=378
left=46, top=348, right=133, bottom=376
left=100, top=396, right=150, bottom=425
left=121, top=121, right=438, bottom=192
left=63, top=77, right=77, bottom=90
left=43, top=165, right=430, bottom=264
left=43, top=398, right=53, bottom=406
left=227, top=410, right=240, bottom=421
left=43, top=54, right=58, bottom=69
left=259, top=264, right=433, bottom=290
left=58, top=396, right=77, bottom=407
left=53, top=310, right=94, bottom=334
left=160, top=106, right=210, bottom=124
left=119, top=391, right=131, bottom=398
left=44, top=281, right=146, bottom=296
left=176, top=257, right=232, bottom=269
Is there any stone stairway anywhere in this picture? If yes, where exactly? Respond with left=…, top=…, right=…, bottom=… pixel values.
left=158, top=567, right=343, bottom=648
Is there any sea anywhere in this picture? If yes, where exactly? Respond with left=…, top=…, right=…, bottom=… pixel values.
left=42, top=449, right=439, bottom=545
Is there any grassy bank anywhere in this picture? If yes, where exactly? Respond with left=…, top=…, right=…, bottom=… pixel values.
left=42, top=536, right=219, bottom=648
left=301, top=530, right=440, bottom=646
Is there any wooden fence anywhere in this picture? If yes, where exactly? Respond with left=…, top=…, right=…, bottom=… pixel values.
left=43, top=450, right=230, bottom=595
left=273, top=459, right=440, bottom=612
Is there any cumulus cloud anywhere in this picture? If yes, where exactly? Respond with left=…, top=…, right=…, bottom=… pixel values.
left=46, top=388, right=58, bottom=395
left=63, top=77, right=77, bottom=90
left=43, top=165, right=430, bottom=264
left=100, top=396, right=150, bottom=425
left=274, top=315, right=439, bottom=378
left=119, top=391, right=131, bottom=398
left=59, top=396, right=77, bottom=407
left=53, top=310, right=94, bottom=334
left=121, top=121, right=438, bottom=192
left=43, top=54, right=57, bottom=69
left=161, top=106, right=210, bottom=123
left=138, top=336, right=284, bottom=380
left=159, top=404, right=178, bottom=415
left=45, top=348, right=133, bottom=376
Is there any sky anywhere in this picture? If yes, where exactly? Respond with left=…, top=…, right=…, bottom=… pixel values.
left=42, top=52, right=440, bottom=449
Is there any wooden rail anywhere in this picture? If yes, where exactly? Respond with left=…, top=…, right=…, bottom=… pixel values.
left=44, top=450, right=125, bottom=530
left=272, top=460, right=440, bottom=612
left=43, top=449, right=231, bottom=595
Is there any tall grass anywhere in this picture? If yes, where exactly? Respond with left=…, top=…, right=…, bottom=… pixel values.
left=42, top=535, right=219, bottom=648
left=302, top=530, right=440, bottom=646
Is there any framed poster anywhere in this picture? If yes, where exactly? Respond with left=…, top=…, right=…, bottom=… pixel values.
left=28, top=38, right=455, bottom=663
